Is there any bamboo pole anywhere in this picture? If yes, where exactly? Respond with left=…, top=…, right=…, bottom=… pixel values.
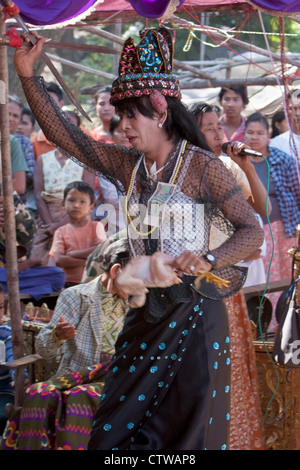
left=77, top=24, right=216, bottom=82
left=0, top=10, right=24, bottom=407
left=46, top=52, right=116, bottom=80
left=44, top=40, right=118, bottom=55
left=76, top=22, right=299, bottom=83
left=172, top=16, right=300, bottom=69
left=0, top=37, right=10, bottom=46
left=22, top=22, right=296, bottom=90
left=40, top=49, right=287, bottom=90
left=76, top=24, right=128, bottom=46
left=39, top=26, right=289, bottom=90
left=81, top=75, right=283, bottom=95
left=180, top=76, right=283, bottom=89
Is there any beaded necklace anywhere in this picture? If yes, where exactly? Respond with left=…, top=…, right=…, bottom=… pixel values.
left=142, top=138, right=182, bottom=181
left=125, top=139, right=187, bottom=237
left=143, top=153, right=174, bottom=181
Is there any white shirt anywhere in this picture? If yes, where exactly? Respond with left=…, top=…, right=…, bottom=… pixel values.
left=270, top=130, right=300, bottom=162
left=220, top=156, right=266, bottom=287
left=240, top=214, right=266, bottom=288
left=96, top=176, right=126, bottom=236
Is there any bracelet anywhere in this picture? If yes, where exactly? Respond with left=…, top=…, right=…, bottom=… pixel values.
left=52, top=327, right=64, bottom=343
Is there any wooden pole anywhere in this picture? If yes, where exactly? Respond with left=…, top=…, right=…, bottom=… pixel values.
left=0, top=10, right=24, bottom=407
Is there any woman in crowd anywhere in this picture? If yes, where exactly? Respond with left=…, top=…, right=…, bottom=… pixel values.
left=270, top=110, right=288, bottom=139
left=244, top=112, right=300, bottom=329
left=14, top=27, right=263, bottom=451
left=191, top=101, right=271, bottom=218
left=94, top=115, right=129, bottom=235
left=90, top=86, right=116, bottom=142
left=191, top=101, right=267, bottom=450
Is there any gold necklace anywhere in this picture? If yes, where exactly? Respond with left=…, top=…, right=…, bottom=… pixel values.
left=125, top=140, right=187, bottom=237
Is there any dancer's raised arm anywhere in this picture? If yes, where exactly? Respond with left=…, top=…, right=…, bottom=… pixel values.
left=14, top=34, right=137, bottom=191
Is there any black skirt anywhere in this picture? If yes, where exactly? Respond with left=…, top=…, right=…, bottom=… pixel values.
left=88, top=293, right=230, bottom=450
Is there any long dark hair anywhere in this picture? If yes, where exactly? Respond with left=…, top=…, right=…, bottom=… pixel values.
left=271, top=110, right=286, bottom=138
left=245, top=112, right=269, bottom=132
left=115, top=95, right=211, bottom=151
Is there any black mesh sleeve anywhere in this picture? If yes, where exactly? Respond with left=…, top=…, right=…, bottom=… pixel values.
left=19, top=74, right=139, bottom=192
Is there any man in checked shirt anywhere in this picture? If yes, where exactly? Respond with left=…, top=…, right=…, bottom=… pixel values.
left=34, top=238, right=130, bottom=379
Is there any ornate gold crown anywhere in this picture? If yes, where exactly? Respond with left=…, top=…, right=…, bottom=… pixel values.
left=110, top=27, right=181, bottom=105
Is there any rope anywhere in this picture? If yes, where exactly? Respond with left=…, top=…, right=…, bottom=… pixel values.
left=4, top=27, right=22, bottom=48
left=2, top=3, right=20, bottom=23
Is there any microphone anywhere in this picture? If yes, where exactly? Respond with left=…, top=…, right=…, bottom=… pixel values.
left=221, top=142, right=263, bottom=157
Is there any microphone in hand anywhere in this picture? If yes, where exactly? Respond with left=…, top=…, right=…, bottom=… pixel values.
left=221, top=142, right=263, bottom=157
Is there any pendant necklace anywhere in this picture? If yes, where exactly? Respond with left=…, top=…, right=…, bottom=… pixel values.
left=143, top=140, right=181, bottom=182
left=143, top=158, right=170, bottom=182
left=126, top=139, right=187, bottom=237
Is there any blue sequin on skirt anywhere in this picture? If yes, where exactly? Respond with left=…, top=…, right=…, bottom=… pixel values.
left=89, top=293, right=231, bottom=450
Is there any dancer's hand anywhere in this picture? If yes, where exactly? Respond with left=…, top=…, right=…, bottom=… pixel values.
left=172, top=251, right=212, bottom=276
left=14, top=31, right=50, bottom=77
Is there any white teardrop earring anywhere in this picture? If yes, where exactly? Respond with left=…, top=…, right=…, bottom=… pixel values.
left=158, top=123, right=163, bottom=128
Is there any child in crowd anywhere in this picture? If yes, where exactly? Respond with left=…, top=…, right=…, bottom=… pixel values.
left=49, top=181, right=107, bottom=287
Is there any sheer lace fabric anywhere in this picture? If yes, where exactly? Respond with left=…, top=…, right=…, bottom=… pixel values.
left=20, top=75, right=263, bottom=277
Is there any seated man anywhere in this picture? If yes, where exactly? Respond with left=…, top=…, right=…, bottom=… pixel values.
left=0, top=193, right=65, bottom=301
left=81, top=228, right=127, bottom=284
left=1, top=239, right=130, bottom=450
left=35, top=238, right=130, bottom=378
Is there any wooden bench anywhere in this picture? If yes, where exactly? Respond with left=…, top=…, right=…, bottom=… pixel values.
left=5, top=291, right=62, bottom=311
left=243, top=278, right=291, bottom=297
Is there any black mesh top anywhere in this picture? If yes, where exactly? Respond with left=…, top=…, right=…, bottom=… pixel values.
left=19, top=75, right=264, bottom=285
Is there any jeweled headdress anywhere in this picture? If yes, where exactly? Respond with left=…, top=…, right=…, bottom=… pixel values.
left=110, top=27, right=181, bottom=106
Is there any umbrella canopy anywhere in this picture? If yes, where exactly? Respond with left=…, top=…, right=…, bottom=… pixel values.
left=0, top=0, right=103, bottom=26
left=127, top=0, right=186, bottom=18
left=2, top=0, right=300, bottom=28
left=249, top=0, right=300, bottom=13
left=1, top=0, right=252, bottom=27
left=85, top=0, right=300, bottom=24
left=90, top=0, right=250, bottom=21
left=3, top=1, right=299, bottom=28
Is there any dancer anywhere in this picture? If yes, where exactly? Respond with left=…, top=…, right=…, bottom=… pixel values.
left=14, top=27, right=264, bottom=450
